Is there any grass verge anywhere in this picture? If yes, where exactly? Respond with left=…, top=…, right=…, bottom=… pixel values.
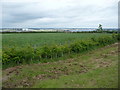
left=2, top=42, right=119, bottom=88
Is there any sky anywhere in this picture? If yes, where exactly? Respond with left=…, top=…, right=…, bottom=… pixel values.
left=1, top=0, right=119, bottom=28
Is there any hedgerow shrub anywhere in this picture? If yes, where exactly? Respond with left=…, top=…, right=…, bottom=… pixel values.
left=2, top=34, right=119, bottom=66
left=112, top=33, right=120, bottom=41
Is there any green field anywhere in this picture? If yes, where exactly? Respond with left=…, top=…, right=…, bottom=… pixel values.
left=2, top=33, right=112, bottom=48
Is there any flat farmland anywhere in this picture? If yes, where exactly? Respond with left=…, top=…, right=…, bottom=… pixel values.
left=2, top=33, right=112, bottom=48
left=2, top=32, right=119, bottom=88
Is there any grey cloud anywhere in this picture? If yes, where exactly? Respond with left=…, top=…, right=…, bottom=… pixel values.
left=2, top=0, right=118, bottom=28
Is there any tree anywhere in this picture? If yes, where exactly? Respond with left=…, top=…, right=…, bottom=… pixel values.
left=97, top=24, right=103, bottom=32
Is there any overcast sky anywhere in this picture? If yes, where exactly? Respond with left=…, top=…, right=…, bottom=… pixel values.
left=1, top=0, right=119, bottom=28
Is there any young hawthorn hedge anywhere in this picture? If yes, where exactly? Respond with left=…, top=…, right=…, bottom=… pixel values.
left=2, top=34, right=119, bottom=65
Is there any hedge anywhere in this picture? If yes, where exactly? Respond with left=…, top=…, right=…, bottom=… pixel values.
left=2, top=33, right=119, bottom=66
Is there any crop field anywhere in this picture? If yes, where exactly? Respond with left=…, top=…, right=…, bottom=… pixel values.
left=2, top=33, right=112, bottom=48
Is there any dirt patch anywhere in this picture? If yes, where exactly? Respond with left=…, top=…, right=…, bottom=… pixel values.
left=95, top=61, right=112, bottom=69
left=5, top=66, right=22, bottom=76
left=2, top=65, right=23, bottom=83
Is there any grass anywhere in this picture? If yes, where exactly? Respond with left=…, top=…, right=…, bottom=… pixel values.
left=2, top=33, right=112, bottom=48
left=33, top=65, right=118, bottom=88
left=2, top=42, right=118, bottom=88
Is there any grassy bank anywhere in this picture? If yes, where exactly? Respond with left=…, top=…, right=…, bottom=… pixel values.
left=2, top=42, right=119, bottom=88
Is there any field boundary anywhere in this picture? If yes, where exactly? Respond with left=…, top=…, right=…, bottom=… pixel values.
left=2, top=33, right=119, bottom=69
